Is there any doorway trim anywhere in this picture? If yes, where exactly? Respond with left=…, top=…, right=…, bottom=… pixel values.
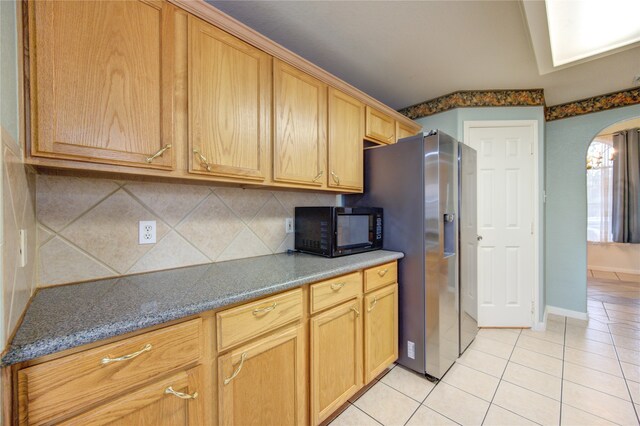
left=463, top=120, right=542, bottom=329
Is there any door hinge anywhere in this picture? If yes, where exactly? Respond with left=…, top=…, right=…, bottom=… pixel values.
left=530, top=142, right=533, bottom=155
left=543, top=190, right=547, bottom=204
left=531, top=222, right=534, bottom=235
left=531, top=301, right=535, bottom=314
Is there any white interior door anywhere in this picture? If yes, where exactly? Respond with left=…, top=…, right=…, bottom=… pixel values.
left=466, top=123, right=536, bottom=327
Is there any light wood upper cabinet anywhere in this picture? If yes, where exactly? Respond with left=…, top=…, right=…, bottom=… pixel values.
left=60, top=367, right=203, bottom=426
left=310, top=298, right=363, bottom=425
left=365, top=106, right=396, bottom=145
left=328, top=89, right=364, bottom=190
left=188, top=16, right=271, bottom=181
left=29, top=0, right=175, bottom=169
left=396, top=121, right=419, bottom=141
left=273, top=59, right=327, bottom=187
left=364, top=284, right=398, bottom=383
left=218, top=324, right=306, bottom=426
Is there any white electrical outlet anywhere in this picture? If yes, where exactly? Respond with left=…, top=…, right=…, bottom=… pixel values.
left=407, top=341, right=416, bottom=359
left=18, top=229, right=27, bottom=267
left=139, top=220, right=157, bottom=244
left=285, top=217, right=294, bottom=234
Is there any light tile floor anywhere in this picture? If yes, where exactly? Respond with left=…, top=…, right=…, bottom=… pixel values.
left=331, top=271, right=640, bottom=425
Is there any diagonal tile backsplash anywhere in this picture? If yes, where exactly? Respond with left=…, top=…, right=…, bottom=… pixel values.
left=37, top=175, right=338, bottom=287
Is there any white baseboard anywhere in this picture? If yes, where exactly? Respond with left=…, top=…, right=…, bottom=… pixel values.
left=532, top=320, right=546, bottom=331
left=546, top=305, right=588, bottom=321
left=588, top=265, right=640, bottom=275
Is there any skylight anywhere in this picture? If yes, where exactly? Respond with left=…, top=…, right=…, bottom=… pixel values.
left=545, top=0, right=640, bottom=66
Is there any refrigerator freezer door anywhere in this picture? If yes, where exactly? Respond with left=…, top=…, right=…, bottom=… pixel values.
left=424, top=133, right=459, bottom=379
left=348, top=135, right=427, bottom=374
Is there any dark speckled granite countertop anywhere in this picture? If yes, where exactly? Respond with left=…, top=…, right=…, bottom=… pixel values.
left=2, top=250, right=403, bottom=366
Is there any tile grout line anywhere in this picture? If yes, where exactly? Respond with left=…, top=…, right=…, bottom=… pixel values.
left=479, top=329, right=522, bottom=425
left=350, top=402, right=384, bottom=426
left=558, top=315, right=567, bottom=425
left=608, top=321, right=640, bottom=423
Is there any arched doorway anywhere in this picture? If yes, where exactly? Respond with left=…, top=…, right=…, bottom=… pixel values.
left=584, top=117, right=640, bottom=321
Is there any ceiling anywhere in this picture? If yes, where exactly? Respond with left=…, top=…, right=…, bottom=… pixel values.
left=207, top=0, right=640, bottom=111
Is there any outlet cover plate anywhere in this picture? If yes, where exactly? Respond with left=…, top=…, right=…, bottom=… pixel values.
left=139, top=220, right=157, bottom=244
left=285, top=218, right=294, bottom=234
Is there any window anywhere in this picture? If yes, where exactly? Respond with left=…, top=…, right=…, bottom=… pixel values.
left=586, top=136, right=614, bottom=242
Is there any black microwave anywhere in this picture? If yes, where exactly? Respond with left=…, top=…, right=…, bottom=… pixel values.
left=294, top=207, right=383, bottom=257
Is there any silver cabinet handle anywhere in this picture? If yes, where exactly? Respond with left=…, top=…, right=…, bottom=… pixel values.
left=368, top=297, right=378, bottom=312
left=252, top=302, right=277, bottom=316
left=165, top=386, right=198, bottom=400
left=331, top=171, right=340, bottom=185
left=377, top=269, right=389, bottom=277
left=101, top=343, right=152, bottom=365
left=146, top=145, right=172, bottom=163
left=312, top=170, right=324, bottom=182
left=193, top=149, right=212, bottom=171
left=351, top=305, right=360, bottom=317
left=330, top=282, right=345, bottom=291
left=224, top=352, right=247, bottom=385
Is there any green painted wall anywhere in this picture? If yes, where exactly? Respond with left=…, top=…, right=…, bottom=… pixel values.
left=545, top=104, right=640, bottom=313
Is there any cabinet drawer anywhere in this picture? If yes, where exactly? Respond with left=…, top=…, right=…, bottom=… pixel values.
left=310, top=272, right=362, bottom=314
left=217, top=289, right=303, bottom=351
left=18, top=319, right=202, bottom=426
left=364, top=261, right=397, bottom=292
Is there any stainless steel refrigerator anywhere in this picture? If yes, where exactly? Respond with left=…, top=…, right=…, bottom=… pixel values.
left=346, top=131, right=478, bottom=379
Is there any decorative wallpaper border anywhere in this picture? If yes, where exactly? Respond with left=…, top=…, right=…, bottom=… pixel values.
left=398, top=89, right=545, bottom=120
left=545, top=88, right=640, bottom=121
left=397, top=87, right=640, bottom=122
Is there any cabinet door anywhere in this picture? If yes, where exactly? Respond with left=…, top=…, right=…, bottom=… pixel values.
left=396, top=121, right=418, bottom=141
left=30, top=0, right=175, bottom=169
left=61, top=367, right=203, bottom=426
left=188, top=16, right=271, bottom=181
left=365, top=106, right=396, bottom=144
left=328, top=89, right=364, bottom=191
left=273, top=59, right=327, bottom=187
left=364, top=284, right=398, bottom=383
left=311, top=299, right=362, bottom=425
left=218, top=324, right=306, bottom=426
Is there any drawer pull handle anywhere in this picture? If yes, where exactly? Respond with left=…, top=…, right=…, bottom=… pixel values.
left=193, top=149, right=212, bottom=172
left=165, top=386, right=198, bottom=400
left=368, top=297, right=378, bottom=312
left=224, top=352, right=248, bottom=385
left=146, top=144, right=172, bottom=163
left=252, top=302, right=277, bottom=316
left=101, top=343, right=152, bottom=365
left=351, top=305, right=360, bottom=318
left=330, top=282, right=346, bottom=291
left=312, top=170, right=324, bottom=182
left=377, top=269, right=389, bottom=277
left=331, top=171, right=341, bottom=186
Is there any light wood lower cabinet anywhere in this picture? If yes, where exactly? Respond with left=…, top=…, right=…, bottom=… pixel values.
left=60, top=367, right=203, bottom=426
left=364, top=284, right=398, bottom=383
left=218, top=324, right=306, bottom=426
left=310, top=298, right=363, bottom=425
left=10, top=261, right=399, bottom=426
